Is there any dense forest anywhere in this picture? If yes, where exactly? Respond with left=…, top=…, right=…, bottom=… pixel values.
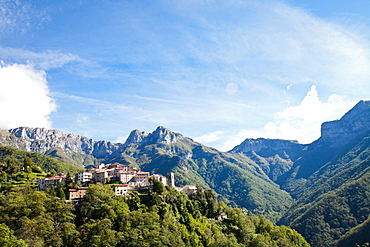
left=0, top=182, right=309, bottom=246
left=278, top=133, right=370, bottom=246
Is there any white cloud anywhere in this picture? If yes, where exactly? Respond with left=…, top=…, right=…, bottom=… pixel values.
left=194, top=130, right=224, bottom=144
left=268, top=85, right=356, bottom=143
left=0, top=63, right=57, bottom=129
left=76, top=114, right=89, bottom=124
left=219, top=85, right=356, bottom=150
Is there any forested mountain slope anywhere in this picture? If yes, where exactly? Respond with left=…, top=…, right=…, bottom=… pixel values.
left=336, top=215, right=370, bottom=247
left=279, top=149, right=370, bottom=246
left=232, top=100, right=370, bottom=198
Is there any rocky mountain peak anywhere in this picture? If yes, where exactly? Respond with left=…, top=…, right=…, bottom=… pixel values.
left=124, top=129, right=149, bottom=145
left=10, top=127, right=65, bottom=140
left=146, top=126, right=184, bottom=144
left=3, top=127, right=124, bottom=160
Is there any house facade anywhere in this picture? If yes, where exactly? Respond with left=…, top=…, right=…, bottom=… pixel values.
left=38, top=174, right=67, bottom=191
left=69, top=187, right=88, bottom=200
left=113, top=184, right=130, bottom=196
left=75, top=171, right=93, bottom=183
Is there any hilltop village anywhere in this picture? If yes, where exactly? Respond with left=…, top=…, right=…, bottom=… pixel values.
left=37, top=163, right=197, bottom=201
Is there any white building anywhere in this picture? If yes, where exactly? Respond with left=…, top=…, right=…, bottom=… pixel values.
left=119, top=171, right=136, bottom=184
left=167, top=172, right=175, bottom=187
left=113, top=184, right=130, bottom=196
left=75, top=171, right=93, bottom=183
left=152, top=174, right=167, bottom=186
left=93, top=169, right=108, bottom=183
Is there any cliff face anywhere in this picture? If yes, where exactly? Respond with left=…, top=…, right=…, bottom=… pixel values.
left=319, top=100, right=370, bottom=147
left=1, top=127, right=125, bottom=162
left=231, top=101, right=370, bottom=158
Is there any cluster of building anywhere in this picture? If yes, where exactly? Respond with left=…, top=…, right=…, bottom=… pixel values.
left=75, top=163, right=162, bottom=187
left=37, top=163, right=197, bottom=201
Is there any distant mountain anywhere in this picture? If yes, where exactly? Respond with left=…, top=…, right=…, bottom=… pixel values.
left=110, top=126, right=294, bottom=220
left=230, top=138, right=304, bottom=182
left=0, top=127, right=126, bottom=168
left=278, top=100, right=370, bottom=197
left=0, top=126, right=293, bottom=221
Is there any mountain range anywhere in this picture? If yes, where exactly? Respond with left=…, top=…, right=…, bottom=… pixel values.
left=0, top=99, right=369, bottom=246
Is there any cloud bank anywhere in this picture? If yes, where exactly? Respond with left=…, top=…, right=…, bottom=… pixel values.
left=219, top=85, right=356, bottom=151
left=0, top=63, right=57, bottom=129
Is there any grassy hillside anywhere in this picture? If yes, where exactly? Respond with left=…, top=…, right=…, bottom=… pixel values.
left=0, top=145, right=82, bottom=175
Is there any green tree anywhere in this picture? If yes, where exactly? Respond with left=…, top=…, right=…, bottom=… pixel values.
left=78, top=184, right=117, bottom=222
left=79, top=218, right=119, bottom=247
left=23, top=157, right=33, bottom=171
left=151, top=177, right=165, bottom=194
left=0, top=171, right=7, bottom=182
left=0, top=223, right=27, bottom=247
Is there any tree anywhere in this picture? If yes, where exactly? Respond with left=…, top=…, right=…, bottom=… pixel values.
left=79, top=218, right=119, bottom=247
left=78, top=184, right=117, bottom=222
left=0, top=171, right=7, bottom=182
left=152, top=178, right=165, bottom=194
left=23, top=157, right=33, bottom=172
left=0, top=223, right=27, bottom=247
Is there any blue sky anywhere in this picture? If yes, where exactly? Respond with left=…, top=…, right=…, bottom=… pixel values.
left=0, top=0, right=369, bottom=151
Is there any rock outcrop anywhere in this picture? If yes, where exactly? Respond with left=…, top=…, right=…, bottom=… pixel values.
left=0, top=126, right=187, bottom=166
left=319, top=100, right=370, bottom=147
left=230, top=138, right=303, bottom=160
left=6, top=127, right=124, bottom=159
